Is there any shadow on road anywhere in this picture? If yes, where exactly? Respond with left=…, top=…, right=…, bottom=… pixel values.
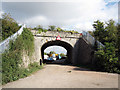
left=44, top=59, right=67, bottom=65
left=72, top=67, right=90, bottom=71
left=44, top=59, right=94, bottom=72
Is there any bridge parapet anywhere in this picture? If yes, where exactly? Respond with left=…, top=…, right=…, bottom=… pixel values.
left=31, top=30, right=81, bottom=38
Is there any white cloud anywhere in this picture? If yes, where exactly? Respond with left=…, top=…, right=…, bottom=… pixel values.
left=2, top=0, right=118, bottom=53
left=75, top=22, right=93, bottom=31
left=2, top=0, right=118, bottom=32
left=24, top=15, right=49, bottom=27
left=44, top=46, right=67, bottom=54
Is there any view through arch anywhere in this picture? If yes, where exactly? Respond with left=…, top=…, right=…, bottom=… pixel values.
left=41, top=40, right=73, bottom=64
left=44, top=46, right=67, bottom=64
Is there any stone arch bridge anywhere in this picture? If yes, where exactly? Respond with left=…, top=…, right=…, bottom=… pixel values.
left=31, top=30, right=94, bottom=65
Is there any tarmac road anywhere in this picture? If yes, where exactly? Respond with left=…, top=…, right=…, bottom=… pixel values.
left=2, top=64, right=118, bottom=88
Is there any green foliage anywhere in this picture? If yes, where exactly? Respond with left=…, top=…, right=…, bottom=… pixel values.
left=93, top=19, right=118, bottom=45
left=17, top=62, right=43, bottom=79
left=49, top=25, right=56, bottom=31
left=49, top=51, right=56, bottom=54
left=37, top=29, right=48, bottom=34
left=33, top=25, right=78, bottom=34
left=38, top=29, right=43, bottom=34
left=9, top=28, right=34, bottom=56
left=117, top=24, right=120, bottom=61
left=2, top=13, right=20, bottom=40
left=17, top=62, right=42, bottom=79
left=93, top=20, right=120, bottom=73
left=2, top=28, right=42, bottom=85
left=56, top=27, right=64, bottom=32
left=37, top=25, right=42, bottom=29
left=60, top=53, right=66, bottom=57
left=94, top=43, right=120, bottom=73
left=2, top=51, right=21, bottom=84
left=43, top=29, right=48, bottom=33
left=34, top=25, right=42, bottom=30
left=33, top=25, right=48, bottom=33
left=44, top=52, right=48, bottom=55
left=93, top=20, right=107, bottom=44
left=105, top=20, right=117, bottom=46
left=93, top=40, right=98, bottom=51
left=65, top=30, right=79, bottom=34
left=22, top=28, right=34, bottom=56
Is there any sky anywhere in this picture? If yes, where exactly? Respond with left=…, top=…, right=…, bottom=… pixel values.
left=44, top=46, right=67, bottom=54
left=1, top=0, right=119, bottom=32
left=0, top=0, right=119, bottom=54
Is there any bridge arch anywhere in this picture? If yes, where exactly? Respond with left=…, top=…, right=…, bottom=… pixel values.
left=41, top=40, right=73, bottom=64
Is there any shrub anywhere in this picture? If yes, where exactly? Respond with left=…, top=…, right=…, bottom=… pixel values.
left=38, top=29, right=43, bottom=34
left=2, top=28, right=42, bottom=84
left=43, top=29, right=48, bottom=33
left=94, top=43, right=120, bottom=73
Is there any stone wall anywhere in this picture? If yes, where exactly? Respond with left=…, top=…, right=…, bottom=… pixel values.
left=72, top=38, right=93, bottom=65
left=20, top=50, right=37, bottom=68
left=33, top=36, right=77, bottom=63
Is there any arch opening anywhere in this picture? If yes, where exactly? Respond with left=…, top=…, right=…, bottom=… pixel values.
left=41, top=40, right=73, bottom=64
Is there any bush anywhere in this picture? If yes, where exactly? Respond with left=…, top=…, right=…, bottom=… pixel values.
left=2, top=51, right=21, bottom=84
left=38, top=29, right=43, bottom=34
left=43, top=29, right=48, bottom=33
left=22, top=28, right=34, bottom=56
left=94, top=43, right=120, bottom=73
left=2, top=28, right=42, bottom=84
left=92, top=20, right=120, bottom=74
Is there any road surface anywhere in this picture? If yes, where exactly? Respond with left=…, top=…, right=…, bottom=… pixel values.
left=2, top=64, right=118, bottom=88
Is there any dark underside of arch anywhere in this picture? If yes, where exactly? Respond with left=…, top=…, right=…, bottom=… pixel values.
left=41, top=40, right=73, bottom=64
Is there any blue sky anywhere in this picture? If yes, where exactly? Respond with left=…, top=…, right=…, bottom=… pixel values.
left=106, top=2, right=117, bottom=7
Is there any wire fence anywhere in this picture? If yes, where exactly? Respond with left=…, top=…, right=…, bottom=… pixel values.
left=82, top=31, right=104, bottom=48
left=0, top=24, right=26, bottom=54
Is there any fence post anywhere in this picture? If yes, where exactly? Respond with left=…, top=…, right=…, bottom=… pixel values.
left=40, top=59, right=42, bottom=65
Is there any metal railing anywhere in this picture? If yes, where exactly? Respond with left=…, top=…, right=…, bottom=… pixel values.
left=0, top=24, right=26, bottom=54
left=82, top=31, right=104, bottom=48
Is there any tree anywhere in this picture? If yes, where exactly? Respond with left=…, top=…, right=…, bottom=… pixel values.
left=37, top=25, right=43, bottom=29
left=93, top=20, right=120, bottom=73
left=105, top=19, right=117, bottom=46
left=94, top=42, right=119, bottom=73
left=93, top=20, right=107, bottom=44
left=56, top=27, right=63, bottom=32
left=49, top=25, right=56, bottom=31
left=60, top=53, right=66, bottom=57
left=2, top=13, right=19, bottom=40
left=49, top=51, right=56, bottom=54
left=117, top=24, right=120, bottom=63
left=44, top=52, right=48, bottom=55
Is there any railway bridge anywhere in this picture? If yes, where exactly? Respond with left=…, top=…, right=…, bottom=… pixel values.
left=31, top=30, right=94, bottom=65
